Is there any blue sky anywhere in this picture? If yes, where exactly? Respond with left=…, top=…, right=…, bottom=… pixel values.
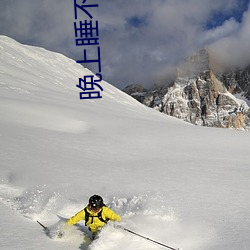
left=206, top=0, right=249, bottom=29
left=0, top=0, right=249, bottom=89
left=126, top=16, right=147, bottom=28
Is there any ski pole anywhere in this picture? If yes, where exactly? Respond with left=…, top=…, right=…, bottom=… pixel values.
left=37, top=220, right=48, bottom=231
left=122, top=227, right=180, bottom=250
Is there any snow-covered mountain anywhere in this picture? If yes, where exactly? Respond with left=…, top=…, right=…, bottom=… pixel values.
left=124, top=49, right=250, bottom=130
left=1, top=36, right=250, bottom=250
left=217, top=65, right=250, bottom=100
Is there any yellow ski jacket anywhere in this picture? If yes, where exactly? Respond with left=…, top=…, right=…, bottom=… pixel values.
left=67, top=206, right=121, bottom=233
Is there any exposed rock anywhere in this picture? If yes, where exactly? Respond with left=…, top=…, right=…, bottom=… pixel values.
left=123, top=84, right=146, bottom=95
left=123, top=49, right=250, bottom=130
left=123, top=84, right=147, bottom=103
left=217, top=66, right=250, bottom=99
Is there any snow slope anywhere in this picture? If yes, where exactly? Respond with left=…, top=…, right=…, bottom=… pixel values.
left=0, top=35, right=250, bottom=250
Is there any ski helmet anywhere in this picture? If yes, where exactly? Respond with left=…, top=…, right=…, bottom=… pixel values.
left=89, top=195, right=104, bottom=210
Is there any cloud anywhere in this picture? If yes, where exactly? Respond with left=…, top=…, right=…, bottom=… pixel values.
left=209, top=4, right=250, bottom=69
left=0, top=0, right=249, bottom=89
left=200, top=18, right=240, bottom=45
left=0, top=0, right=73, bottom=47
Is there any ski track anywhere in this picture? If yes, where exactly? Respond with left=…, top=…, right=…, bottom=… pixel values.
left=0, top=180, right=212, bottom=250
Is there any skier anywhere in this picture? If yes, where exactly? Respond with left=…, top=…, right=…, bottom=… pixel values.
left=66, top=194, right=122, bottom=239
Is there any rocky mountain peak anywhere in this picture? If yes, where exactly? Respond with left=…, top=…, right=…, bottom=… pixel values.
left=177, top=49, right=210, bottom=78
left=123, top=49, right=250, bottom=130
